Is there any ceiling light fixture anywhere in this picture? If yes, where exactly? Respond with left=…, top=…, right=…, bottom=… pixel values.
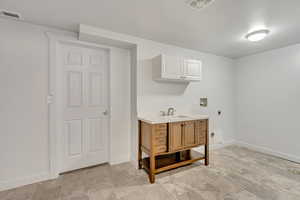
left=245, top=29, right=270, bottom=42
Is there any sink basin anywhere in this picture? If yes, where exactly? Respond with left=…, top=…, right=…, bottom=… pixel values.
left=161, top=115, right=189, bottom=118
left=167, top=115, right=191, bottom=120
left=173, top=115, right=189, bottom=118
left=164, top=115, right=193, bottom=122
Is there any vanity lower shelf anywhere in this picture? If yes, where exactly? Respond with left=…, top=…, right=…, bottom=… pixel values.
left=142, top=150, right=205, bottom=174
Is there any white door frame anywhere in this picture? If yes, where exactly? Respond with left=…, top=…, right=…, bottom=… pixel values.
left=46, top=32, right=111, bottom=178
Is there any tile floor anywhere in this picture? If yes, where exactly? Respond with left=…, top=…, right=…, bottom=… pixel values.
left=1, top=145, right=300, bottom=200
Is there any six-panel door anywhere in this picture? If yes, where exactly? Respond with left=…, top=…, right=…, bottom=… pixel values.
left=60, top=43, right=109, bottom=172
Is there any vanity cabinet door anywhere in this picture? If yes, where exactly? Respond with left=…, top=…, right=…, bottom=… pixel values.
left=169, top=120, right=207, bottom=152
left=183, top=121, right=197, bottom=147
left=169, top=122, right=184, bottom=151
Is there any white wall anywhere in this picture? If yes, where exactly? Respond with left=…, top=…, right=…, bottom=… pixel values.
left=109, top=47, right=131, bottom=164
left=236, top=44, right=300, bottom=162
left=0, top=19, right=52, bottom=190
left=0, top=19, right=132, bottom=191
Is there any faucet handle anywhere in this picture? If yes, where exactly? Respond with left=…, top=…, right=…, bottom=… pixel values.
left=160, top=111, right=166, bottom=116
left=167, top=107, right=176, bottom=116
left=171, top=108, right=176, bottom=116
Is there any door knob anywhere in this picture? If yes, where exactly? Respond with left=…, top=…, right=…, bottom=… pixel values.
left=103, top=110, right=109, bottom=115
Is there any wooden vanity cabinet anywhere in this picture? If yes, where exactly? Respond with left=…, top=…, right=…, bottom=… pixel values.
left=138, top=119, right=209, bottom=183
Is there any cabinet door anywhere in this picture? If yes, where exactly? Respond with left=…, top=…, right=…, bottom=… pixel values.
left=169, top=122, right=184, bottom=151
left=184, top=59, right=202, bottom=79
left=183, top=121, right=197, bottom=147
left=162, top=55, right=183, bottom=79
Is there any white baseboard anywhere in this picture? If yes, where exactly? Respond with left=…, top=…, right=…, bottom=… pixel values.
left=194, top=139, right=236, bottom=152
left=0, top=172, right=51, bottom=192
left=212, top=140, right=236, bottom=150
left=109, top=156, right=131, bottom=165
left=235, top=141, right=300, bottom=164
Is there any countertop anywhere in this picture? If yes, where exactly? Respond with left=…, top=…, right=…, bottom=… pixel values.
left=138, top=114, right=209, bottom=124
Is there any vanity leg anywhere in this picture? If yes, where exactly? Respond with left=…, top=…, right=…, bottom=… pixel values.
left=175, top=152, right=181, bottom=162
left=149, top=154, right=155, bottom=183
left=205, top=144, right=209, bottom=166
left=187, top=149, right=191, bottom=160
left=138, top=121, right=142, bottom=169
left=205, top=119, right=209, bottom=166
left=149, top=173, right=155, bottom=184
left=138, top=157, right=142, bottom=169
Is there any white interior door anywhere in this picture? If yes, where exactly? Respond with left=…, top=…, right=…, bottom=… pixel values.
left=60, top=43, right=109, bottom=172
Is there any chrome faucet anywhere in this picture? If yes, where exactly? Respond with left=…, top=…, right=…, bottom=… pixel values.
left=167, top=107, right=175, bottom=116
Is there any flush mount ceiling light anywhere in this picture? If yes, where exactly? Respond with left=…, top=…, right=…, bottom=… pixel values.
left=186, top=0, right=215, bottom=9
left=245, top=29, right=270, bottom=42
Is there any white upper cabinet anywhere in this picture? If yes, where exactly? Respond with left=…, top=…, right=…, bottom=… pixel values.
left=152, top=54, right=202, bottom=82
left=183, top=59, right=202, bottom=80
left=162, top=55, right=183, bottom=79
